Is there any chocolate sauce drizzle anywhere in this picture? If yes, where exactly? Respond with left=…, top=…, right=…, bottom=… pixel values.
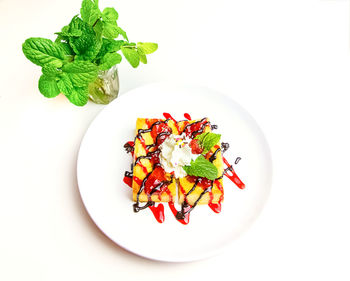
left=133, top=163, right=174, bottom=212
left=146, top=132, right=171, bottom=150
left=124, top=171, right=133, bottom=178
left=209, top=147, right=221, bottom=162
left=176, top=180, right=214, bottom=220
left=224, top=165, right=234, bottom=175
left=124, top=142, right=134, bottom=154
left=124, top=115, right=235, bottom=224
left=134, top=149, right=161, bottom=165
left=150, top=175, right=174, bottom=196
left=221, top=142, right=229, bottom=154
left=174, top=140, right=221, bottom=220
left=181, top=118, right=210, bottom=138
left=132, top=120, right=174, bottom=213
left=137, top=120, right=164, bottom=135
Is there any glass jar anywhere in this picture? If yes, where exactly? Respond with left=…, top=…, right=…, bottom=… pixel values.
left=88, top=64, right=120, bottom=104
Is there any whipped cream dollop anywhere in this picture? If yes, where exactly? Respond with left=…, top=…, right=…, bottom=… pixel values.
left=159, top=134, right=198, bottom=178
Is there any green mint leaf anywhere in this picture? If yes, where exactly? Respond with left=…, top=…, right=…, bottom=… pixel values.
left=99, top=52, right=122, bottom=70
left=195, top=132, right=209, bottom=143
left=62, top=61, right=98, bottom=87
left=61, top=25, right=82, bottom=37
left=57, top=42, right=75, bottom=56
left=183, top=155, right=218, bottom=180
left=42, top=64, right=62, bottom=78
left=22, top=38, right=65, bottom=67
left=137, top=48, right=147, bottom=64
left=57, top=73, right=74, bottom=95
left=38, top=75, right=60, bottom=98
left=57, top=74, right=89, bottom=106
left=81, top=0, right=101, bottom=26
left=93, top=19, right=104, bottom=38
left=95, top=38, right=124, bottom=60
left=121, top=46, right=139, bottom=68
left=102, top=21, right=119, bottom=39
left=116, top=26, right=128, bottom=41
left=102, top=7, right=118, bottom=22
left=65, top=87, right=89, bottom=106
left=195, top=132, right=221, bottom=154
left=68, top=16, right=101, bottom=60
left=54, top=33, right=69, bottom=43
left=102, top=22, right=128, bottom=41
left=126, top=42, right=136, bottom=47
left=137, top=42, right=158, bottom=54
left=101, top=7, right=123, bottom=39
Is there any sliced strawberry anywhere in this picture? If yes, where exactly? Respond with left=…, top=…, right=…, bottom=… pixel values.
left=150, top=122, right=171, bottom=141
left=197, top=177, right=212, bottom=189
left=144, top=167, right=167, bottom=194
left=189, top=139, right=203, bottom=154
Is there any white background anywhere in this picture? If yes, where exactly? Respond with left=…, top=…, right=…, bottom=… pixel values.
left=0, top=0, right=349, bottom=280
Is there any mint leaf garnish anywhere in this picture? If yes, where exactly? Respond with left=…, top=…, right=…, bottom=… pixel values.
left=22, top=38, right=65, bottom=67
left=195, top=132, right=221, bottom=154
left=195, top=132, right=209, bottom=144
left=38, top=75, right=60, bottom=98
left=183, top=155, right=218, bottom=180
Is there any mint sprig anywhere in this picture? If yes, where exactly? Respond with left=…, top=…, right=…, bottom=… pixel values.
left=22, top=0, right=158, bottom=106
left=183, top=156, right=218, bottom=181
left=195, top=132, right=221, bottom=154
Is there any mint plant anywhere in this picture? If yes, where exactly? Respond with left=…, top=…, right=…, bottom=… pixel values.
left=22, top=0, right=158, bottom=106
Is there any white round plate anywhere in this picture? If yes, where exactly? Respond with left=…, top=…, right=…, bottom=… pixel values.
left=77, top=83, right=272, bottom=262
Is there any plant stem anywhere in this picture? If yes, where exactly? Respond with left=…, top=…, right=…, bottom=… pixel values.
left=92, top=17, right=101, bottom=27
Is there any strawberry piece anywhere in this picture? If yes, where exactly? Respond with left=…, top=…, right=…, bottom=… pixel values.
left=144, top=167, right=167, bottom=194
left=150, top=122, right=171, bottom=141
left=189, top=139, right=203, bottom=154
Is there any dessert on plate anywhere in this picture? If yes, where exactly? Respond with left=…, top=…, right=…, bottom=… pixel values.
left=132, top=118, right=177, bottom=207
left=123, top=113, right=245, bottom=224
